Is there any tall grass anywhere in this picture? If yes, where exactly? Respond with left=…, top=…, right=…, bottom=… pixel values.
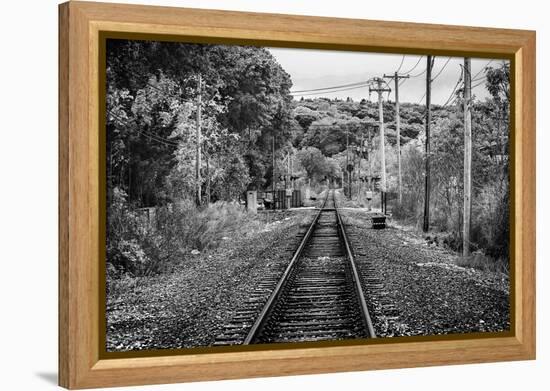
left=455, top=251, right=509, bottom=274
left=390, top=182, right=509, bottom=274
left=107, top=188, right=266, bottom=278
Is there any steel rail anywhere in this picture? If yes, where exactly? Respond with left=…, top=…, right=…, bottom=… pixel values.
left=243, top=191, right=330, bottom=344
left=334, top=193, right=377, bottom=338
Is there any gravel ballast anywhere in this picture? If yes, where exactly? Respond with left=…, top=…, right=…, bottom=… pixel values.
left=339, top=207, right=510, bottom=337
left=106, top=209, right=315, bottom=352
left=107, top=194, right=510, bottom=351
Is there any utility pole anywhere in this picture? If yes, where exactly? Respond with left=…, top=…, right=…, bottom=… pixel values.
left=367, top=126, right=373, bottom=191
left=423, top=56, right=434, bottom=232
left=384, top=72, right=409, bottom=204
left=272, top=134, right=276, bottom=197
left=463, top=58, right=472, bottom=256
left=369, top=78, right=391, bottom=196
left=290, top=153, right=294, bottom=189
left=358, top=133, right=364, bottom=195
left=346, top=129, right=351, bottom=200
left=128, top=143, right=131, bottom=200
left=195, top=73, right=202, bottom=206
left=351, top=145, right=359, bottom=199
left=285, top=152, right=292, bottom=189
left=206, top=155, right=211, bottom=205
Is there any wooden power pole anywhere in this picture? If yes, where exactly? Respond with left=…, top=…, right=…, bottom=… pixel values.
left=384, top=72, right=409, bottom=204
left=206, top=155, right=211, bottom=205
left=346, top=128, right=350, bottom=198
left=369, top=78, right=391, bottom=194
left=423, top=56, right=434, bottom=232
left=463, top=58, right=472, bottom=256
left=285, top=152, right=292, bottom=190
left=195, top=74, right=202, bottom=206
left=358, top=133, right=364, bottom=195
left=272, top=134, right=276, bottom=196
left=367, top=125, right=373, bottom=191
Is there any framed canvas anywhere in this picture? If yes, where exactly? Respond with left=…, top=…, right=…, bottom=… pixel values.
left=59, top=1, right=536, bottom=389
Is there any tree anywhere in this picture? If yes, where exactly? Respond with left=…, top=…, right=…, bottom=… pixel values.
left=296, top=147, right=339, bottom=183
left=106, top=40, right=296, bottom=206
left=293, top=106, right=320, bottom=130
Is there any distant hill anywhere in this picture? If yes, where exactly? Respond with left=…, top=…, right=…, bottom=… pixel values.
left=290, top=97, right=456, bottom=156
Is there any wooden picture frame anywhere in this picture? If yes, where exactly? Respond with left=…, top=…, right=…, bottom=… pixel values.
left=59, top=1, right=536, bottom=388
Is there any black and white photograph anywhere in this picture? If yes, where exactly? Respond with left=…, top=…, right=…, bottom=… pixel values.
left=105, top=39, right=510, bottom=352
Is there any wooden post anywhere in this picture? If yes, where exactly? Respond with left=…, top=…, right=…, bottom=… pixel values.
left=423, top=56, right=433, bottom=232
left=346, top=128, right=350, bottom=197
left=368, top=126, right=373, bottom=191
left=396, top=73, right=402, bottom=204
left=272, top=134, right=276, bottom=200
left=369, top=78, right=390, bottom=200
left=206, top=154, right=210, bottom=205
left=195, top=73, right=202, bottom=206
left=359, top=133, right=363, bottom=196
left=128, top=143, right=131, bottom=201
left=290, top=153, right=294, bottom=189
left=287, top=152, right=290, bottom=189
left=384, top=72, right=409, bottom=204
left=377, top=80, right=386, bottom=193
left=463, top=58, right=472, bottom=256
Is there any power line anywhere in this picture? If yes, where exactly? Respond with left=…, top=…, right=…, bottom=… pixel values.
left=417, top=91, right=426, bottom=105
left=472, top=75, right=487, bottom=83
left=439, top=59, right=493, bottom=106
left=291, top=83, right=370, bottom=96
left=431, top=57, right=452, bottom=82
left=138, top=129, right=180, bottom=147
left=472, top=59, right=494, bottom=80
left=400, top=56, right=423, bottom=75
left=447, top=95, right=458, bottom=107
left=396, top=55, right=406, bottom=74
left=471, top=79, right=487, bottom=90
left=410, top=67, right=427, bottom=78
left=443, top=67, right=464, bottom=107
left=290, top=80, right=370, bottom=94
left=301, top=122, right=382, bottom=128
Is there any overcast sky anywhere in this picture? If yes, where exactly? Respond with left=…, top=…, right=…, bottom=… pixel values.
left=268, top=47, right=508, bottom=105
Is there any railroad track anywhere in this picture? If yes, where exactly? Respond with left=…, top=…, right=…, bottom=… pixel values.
left=214, top=189, right=376, bottom=345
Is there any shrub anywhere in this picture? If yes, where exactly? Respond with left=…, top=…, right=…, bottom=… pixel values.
left=391, top=192, right=421, bottom=226
left=106, top=187, right=150, bottom=276
left=456, top=250, right=509, bottom=274
left=472, top=182, right=509, bottom=261
left=107, top=188, right=265, bottom=277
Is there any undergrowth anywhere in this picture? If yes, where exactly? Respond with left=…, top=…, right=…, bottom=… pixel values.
left=455, top=251, right=509, bottom=274
left=107, top=187, right=271, bottom=280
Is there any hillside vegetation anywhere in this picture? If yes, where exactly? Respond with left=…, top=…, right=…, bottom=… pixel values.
left=106, top=38, right=510, bottom=276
